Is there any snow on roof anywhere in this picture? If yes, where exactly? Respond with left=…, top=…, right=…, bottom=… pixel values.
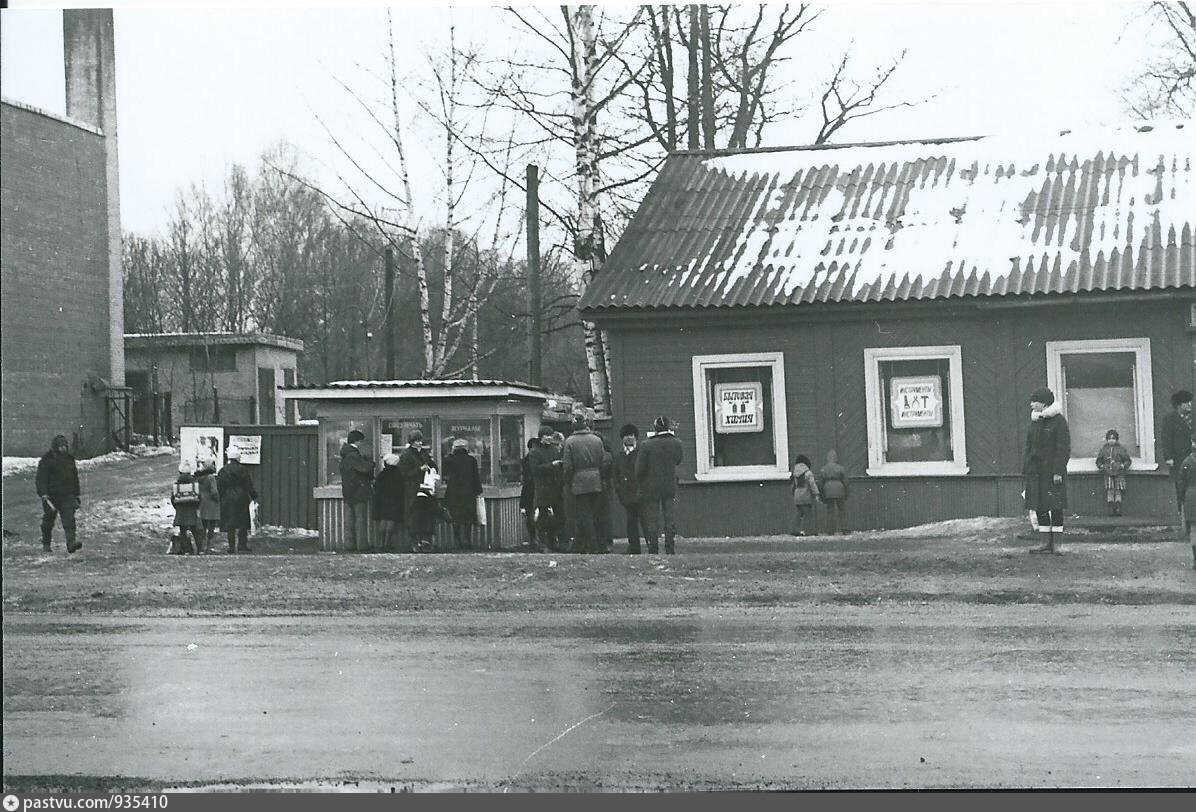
left=124, top=332, right=304, bottom=352
left=580, top=123, right=1195, bottom=311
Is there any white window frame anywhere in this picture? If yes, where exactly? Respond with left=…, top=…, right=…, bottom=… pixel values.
left=1045, top=338, right=1157, bottom=473
left=692, top=352, right=790, bottom=482
left=864, top=345, right=969, bottom=477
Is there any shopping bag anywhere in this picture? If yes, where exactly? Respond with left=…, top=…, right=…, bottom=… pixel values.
left=476, top=495, right=487, bottom=527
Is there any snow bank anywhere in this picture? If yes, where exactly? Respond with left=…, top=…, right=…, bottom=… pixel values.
left=256, top=525, right=320, bottom=538
left=3, top=445, right=176, bottom=478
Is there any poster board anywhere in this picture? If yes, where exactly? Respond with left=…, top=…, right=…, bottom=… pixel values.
left=889, top=376, right=943, bottom=428
left=714, top=382, right=764, bottom=434
left=180, top=426, right=223, bottom=472
left=227, top=434, right=262, bottom=465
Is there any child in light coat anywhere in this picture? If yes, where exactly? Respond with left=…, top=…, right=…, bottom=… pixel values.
left=790, top=455, right=819, bottom=536
left=1095, top=429, right=1133, bottom=516
left=818, top=450, right=850, bottom=535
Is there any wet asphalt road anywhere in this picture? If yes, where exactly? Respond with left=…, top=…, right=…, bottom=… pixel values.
left=4, top=606, right=1194, bottom=790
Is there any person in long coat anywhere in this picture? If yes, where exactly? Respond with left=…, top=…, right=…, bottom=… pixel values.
left=443, top=438, right=483, bottom=551
left=217, top=446, right=258, bottom=554
left=1024, top=386, right=1070, bottom=554
left=520, top=437, right=539, bottom=547
left=636, top=416, right=684, bottom=554
left=36, top=434, right=81, bottom=554
left=614, top=424, right=645, bottom=554
left=398, top=431, right=436, bottom=551
left=196, top=460, right=220, bottom=554
left=528, top=426, right=564, bottom=552
left=372, top=453, right=405, bottom=552
left=1176, top=433, right=1196, bottom=570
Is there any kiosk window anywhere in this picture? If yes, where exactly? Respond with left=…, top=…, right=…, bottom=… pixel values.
left=498, top=416, right=525, bottom=487
left=381, top=417, right=433, bottom=458
left=322, top=419, right=373, bottom=485
left=440, top=419, right=493, bottom=485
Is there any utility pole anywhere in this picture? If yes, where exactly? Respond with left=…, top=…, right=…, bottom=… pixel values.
left=526, top=164, right=542, bottom=387
left=384, top=247, right=396, bottom=379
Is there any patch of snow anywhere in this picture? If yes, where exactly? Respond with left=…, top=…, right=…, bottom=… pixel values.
left=86, top=496, right=176, bottom=533
left=2, top=458, right=41, bottom=477
left=3, top=445, right=176, bottom=478
left=256, top=525, right=319, bottom=538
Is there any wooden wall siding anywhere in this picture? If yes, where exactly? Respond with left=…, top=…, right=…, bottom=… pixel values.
left=253, top=428, right=319, bottom=530
left=319, top=495, right=528, bottom=552
left=608, top=298, right=1192, bottom=534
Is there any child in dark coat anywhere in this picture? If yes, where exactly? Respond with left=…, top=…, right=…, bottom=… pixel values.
left=1095, top=429, right=1133, bottom=516
left=170, top=460, right=202, bottom=555
left=818, top=450, right=850, bottom=535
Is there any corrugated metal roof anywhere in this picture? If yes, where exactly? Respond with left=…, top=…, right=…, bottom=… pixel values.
left=579, top=124, right=1195, bottom=311
left=125, top=332, right=304, bottom=352
left=288, top=379, right=540, bottom=390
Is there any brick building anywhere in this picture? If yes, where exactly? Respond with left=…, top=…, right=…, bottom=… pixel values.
left=1, top=10, right=125, bottom=457
left=579, top=125, right=1196, bottom=534
left=124, top=332, right=304, bottom=437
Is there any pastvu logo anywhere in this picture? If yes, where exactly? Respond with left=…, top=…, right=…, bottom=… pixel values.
left=3, top=795, right=20, bottom=812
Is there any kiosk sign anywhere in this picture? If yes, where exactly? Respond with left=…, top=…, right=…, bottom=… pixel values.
left=890, top=376, right=943, bottom=428
left=227, top=434, right=262, bottom=465
left=714, top=382, right=763, bottom=434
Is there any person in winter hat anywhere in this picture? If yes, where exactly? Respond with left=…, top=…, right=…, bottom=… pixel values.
left=170, top=459, right=202, bottom=555
left=217, top=446, right=258, bottom=554
left=790, top=454, right=819, bottom=536
left=1095, top=429, right=1133, bottom=516
left=562, top=412, right=607, bottom=553
left=339, top=429, right=375, bottom=551
left=196, top=458, right=220, bottom=553
left=398, top=430, right=437, bottom=552
left=443, top=437, right=483, bottom=551
left=636, top=415, right=684, bottom=554
left=36, top=434, right=81, bottom=553
left=1024, top=386, right=1070, bottom=554
left=818, top=450, right=850, bottom=535
left=373, top=453, right=405, bottom=552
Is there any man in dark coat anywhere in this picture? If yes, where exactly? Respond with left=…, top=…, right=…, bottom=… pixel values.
left=339, top=429, right=375, bottom=551
left=636, top=415, right=685, bottom=554
left=562, top=413, right=607, bottom=553
left=398, top=431, right=436, bottom=551
left=519, top=437, right=539, bottom=548
left=1160, top=390, right=1194, bottom=518
left=614, top=424, right=646, bottom=554
left=217, top=446, right=258, bottom=553
left=36, top=434, right=81, bottom=553
left=527, top=426, right=563, bottom=552
left=443, top=438, right=483, bottom=551
left=1024, top=386, right=1071, bottom=554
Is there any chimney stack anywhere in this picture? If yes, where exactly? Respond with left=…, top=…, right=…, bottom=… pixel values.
left=64, top=9, right=124, bottom=388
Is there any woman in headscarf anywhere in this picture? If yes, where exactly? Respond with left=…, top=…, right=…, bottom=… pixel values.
left=443, top=437, right=483, bottom=551
left=1024, top=386, right=1070, bottom=554
left=372, top=453, right=405, bottom=552
left=196, top=458, right=220, bottom=554
left=217, top=446, right=258, bottom=554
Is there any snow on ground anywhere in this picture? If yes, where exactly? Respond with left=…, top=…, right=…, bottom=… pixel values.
left=85, top=496, right=178, bottom=535
left=3, top=445, right=176, bottom=477
left=257, top=525, right=319, bottom=538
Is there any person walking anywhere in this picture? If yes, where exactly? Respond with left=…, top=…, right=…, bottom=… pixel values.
left=372, top=453, right=405, bottom=552
left=170, top=459, right=203, bottom=555
left=339, top=429, right=375, bottom=551
left=562, top=413, right=607, bottom=553
left=636, top=416, right=684, bottom=554
left=790, top=454, right=819, bottom=536
left=614, top=424, right=646, bottom=554
left=217, top=446, right=258, bottom=554
left=1160, top=390, right=1193, bottom=522
left=1024, top=386, right=1070, bottom=554
left=196, top=459, right=220, bottom=554
left=528, top=426, right=564, bottom=552
left=443, top=438, right=483, bottom=551
left=36, top=434, right=81, bottom=554
left=818, top=450, right=850, bottom=535
left=398, top=431, right=436, bottom=552
left=520, top=437, right=540, bottom=548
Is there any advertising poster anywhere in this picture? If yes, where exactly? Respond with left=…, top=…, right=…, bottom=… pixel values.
left=890, top=376, right=944, bottom=428
left=180, top=426, right=223, bottom=472
left=227, top=434, right=262, bottom=465
left=714, top=382, right=763, bottom=434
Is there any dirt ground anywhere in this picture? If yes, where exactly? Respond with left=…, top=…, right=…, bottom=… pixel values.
left=3, top=456, right=1195, bottom=791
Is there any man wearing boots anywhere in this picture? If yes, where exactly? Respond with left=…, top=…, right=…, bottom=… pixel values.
left=562, top=413, right=607, bottom=553
left=36, top=434, right=81, bottom=553
left=614, top=424, right=646, bottom=554
left=637, top=416, right=684, bottom=554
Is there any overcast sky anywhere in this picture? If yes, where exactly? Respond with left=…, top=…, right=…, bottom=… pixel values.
left=1, top=1, right=1166, bottom=236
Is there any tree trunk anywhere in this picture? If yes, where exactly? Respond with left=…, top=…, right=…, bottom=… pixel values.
left=686, top=4, right=700, bottom=149
left=699, top=4, right=715, bottom=149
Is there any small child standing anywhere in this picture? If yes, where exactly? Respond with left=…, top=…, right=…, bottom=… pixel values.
left=1095, top=429, right=1132, bottom=516
left=819, top=450, right=850, bottom=535
left=1177, top=435, right=1196, bottom=570
left=790, top=455, right=819, bottom=536
left=170, top=460, right=202, bottom=555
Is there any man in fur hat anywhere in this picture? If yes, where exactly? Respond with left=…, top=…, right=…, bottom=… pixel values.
left=1024, top=387, right=1071, bottom=554
left=636, top=415, right=684, bottom=554
left=36, top=434, right=81, bottom=553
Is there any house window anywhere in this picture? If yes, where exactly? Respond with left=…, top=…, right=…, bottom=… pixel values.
left=190, top=346, right=237, bottom=372
left=692, top=352, right=789, bottom=481
left=1046, top=338, right=1156, bottom=472
left=322, top=418, right=374, bottom=485
left=864, top=345, right=968, bottom=476
left=497, top=415, right=525, bottom=487
left=439, top=418, right=493, bottom=485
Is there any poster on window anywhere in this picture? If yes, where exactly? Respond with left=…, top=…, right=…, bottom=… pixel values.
left=714, top=382, right=764, bottom=434
left=180, top=426, right=223, bottom=472
left=890, top=376, right=943, bottom=428
left=227, top=434, right=261, bottom=465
